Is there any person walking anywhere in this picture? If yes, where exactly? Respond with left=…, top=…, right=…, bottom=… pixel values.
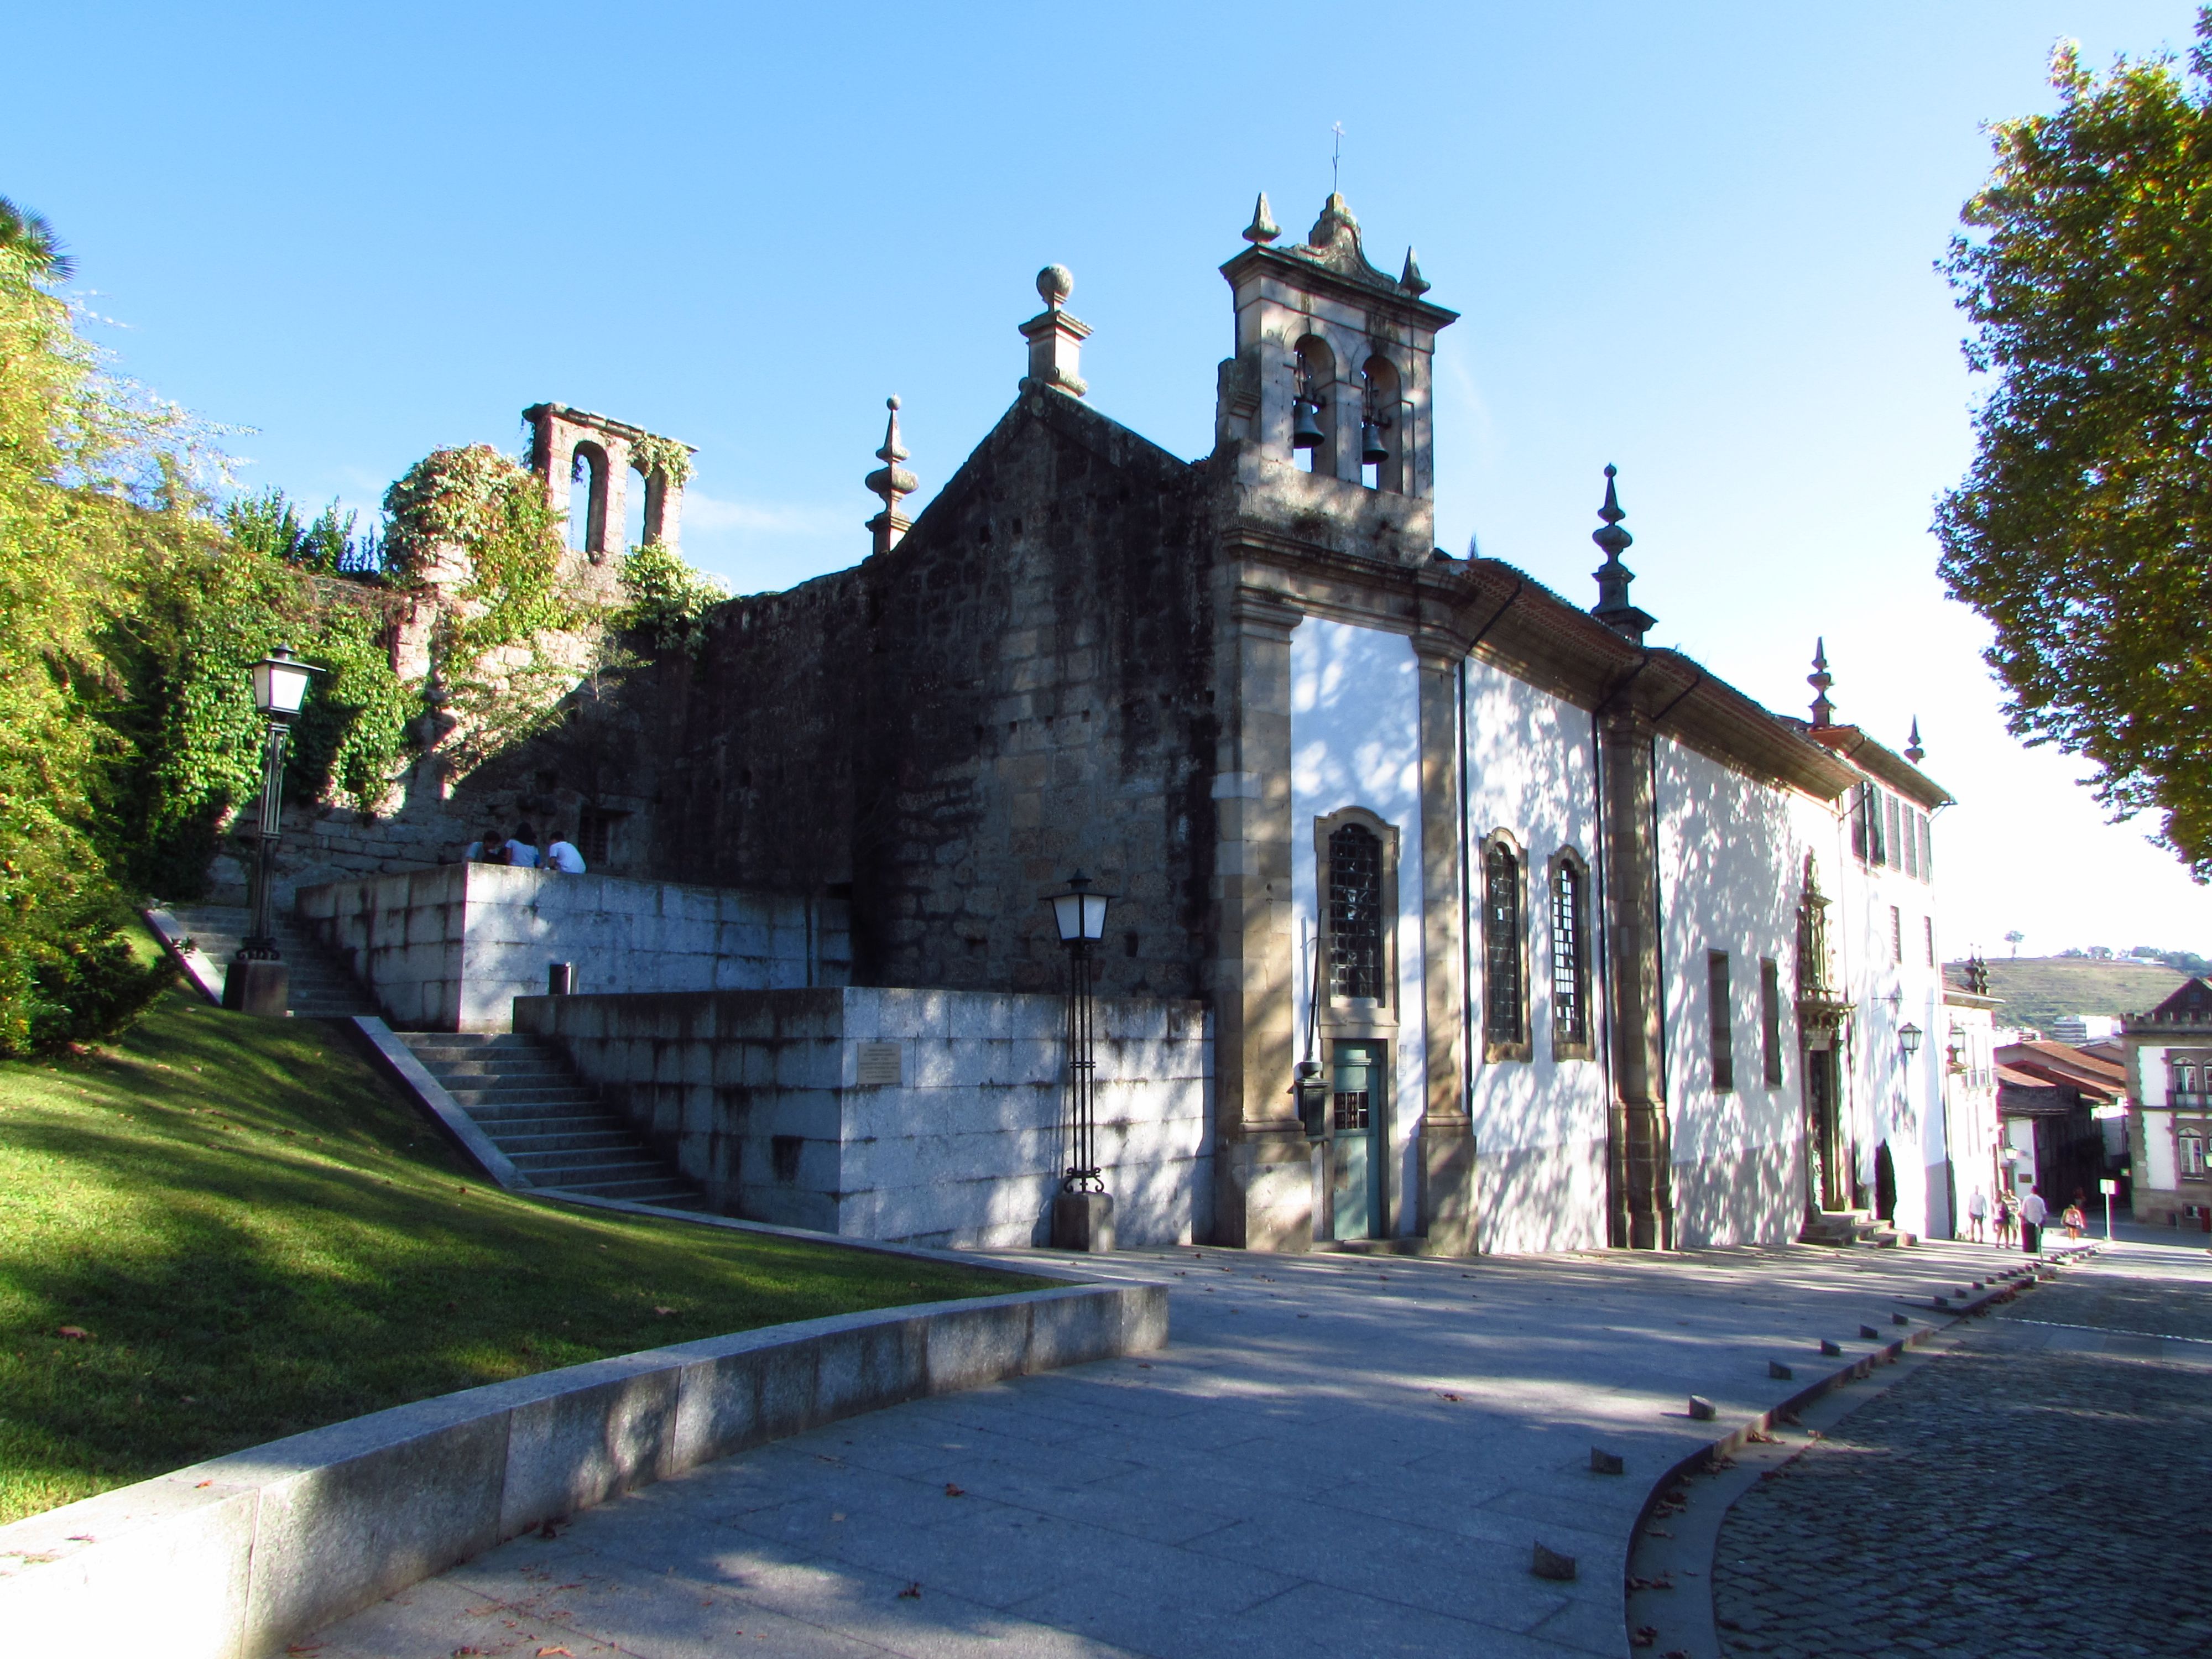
left=2020, top=1186, right=2047, bottom=1253
left=2062, top=1192, right=2087, bottom=1239
left=1995, top=1190, right=2017, bottom=1249
left=1967, top=1187, right=1988, bottom=1244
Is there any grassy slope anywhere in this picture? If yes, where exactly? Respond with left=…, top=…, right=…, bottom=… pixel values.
left=1968, top=956, right=2187, bottom=1032
left=0, top=988, right=1045, bottom=1525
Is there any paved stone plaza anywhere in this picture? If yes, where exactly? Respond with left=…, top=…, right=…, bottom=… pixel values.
left=1713, top=1236, right=2212, bottom=1659
left=305, top=1239, right=2080, bottom=1659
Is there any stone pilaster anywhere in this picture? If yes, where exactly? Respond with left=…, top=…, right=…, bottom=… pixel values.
left=1599, top=705, right=1674, bottom=1249
left=1416, top=646, right=1476, bottom=1253
left=1210, top=589, right=1310, bottom=1250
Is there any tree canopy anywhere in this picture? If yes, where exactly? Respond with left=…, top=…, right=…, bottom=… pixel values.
left=1937, top=12, right=2212, bottom=879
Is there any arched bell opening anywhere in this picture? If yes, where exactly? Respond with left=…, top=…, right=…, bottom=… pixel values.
left=1359, top=352, right=1402, bottom=493
left=625, top=461, right=661, bottom=551
left=567, top=440, right=612, bottom=559
left=1292, top=334, right=1337, bottom=477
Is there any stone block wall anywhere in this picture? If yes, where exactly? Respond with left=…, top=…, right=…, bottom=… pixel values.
left=297, top=865, right=850, bottom=1030
left=512, top=985, right=1214, bottom=1249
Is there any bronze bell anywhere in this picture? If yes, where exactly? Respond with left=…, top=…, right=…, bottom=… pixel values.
left=1291, top=397, right=1326, bottom=450
left=1360, top=420, right=1389, bottom=466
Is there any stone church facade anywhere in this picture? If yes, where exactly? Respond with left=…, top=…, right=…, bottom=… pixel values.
left=287, top=191, right=1963, bottom=1254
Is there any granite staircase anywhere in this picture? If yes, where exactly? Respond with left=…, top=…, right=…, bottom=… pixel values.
left=165, top=904, right=379, bottom=1018
left=396, top=1032, right=708, bottom=1211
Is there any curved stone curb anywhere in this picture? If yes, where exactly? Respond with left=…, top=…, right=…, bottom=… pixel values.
left=0, top=1281, right=1167, bottom=1659
left=1620, top=1248, right=2098, bottom=1657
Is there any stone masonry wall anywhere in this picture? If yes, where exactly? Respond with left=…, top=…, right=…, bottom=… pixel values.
left=651, top=385, right=1220, bottom=1001
left=297, top=864, right=849, bottom=1031
left=512, top=985, right=1214, bottom=1249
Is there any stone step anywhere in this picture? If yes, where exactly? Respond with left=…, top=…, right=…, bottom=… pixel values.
left=444, top=1088, right=601, bottom=1113
left=494, top=1129, right=642, bottom=1155
left=410, top=1057, right=576, bottom=1079
left=465, top=1112, right=630, bottom=1138
left=507, top=1151, right=668, bottom=1178
left=547, top=1173, right=709, bottom=1202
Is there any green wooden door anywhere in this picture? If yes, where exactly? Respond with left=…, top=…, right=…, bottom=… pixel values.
left=1330, top=1041, right=1383, bottom=1240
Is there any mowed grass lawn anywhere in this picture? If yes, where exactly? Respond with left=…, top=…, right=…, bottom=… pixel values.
left=0, top=985, right=1048, bottom=1525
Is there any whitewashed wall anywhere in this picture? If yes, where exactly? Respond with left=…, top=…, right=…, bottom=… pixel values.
left=1458, top=659, right=1610, bottom=1254
left=1823, top=799, right=1949, bottom=1237
left=1288, top=617, right=1426, bottom=1239
left=1656, top=739, right=1808, bottom=1246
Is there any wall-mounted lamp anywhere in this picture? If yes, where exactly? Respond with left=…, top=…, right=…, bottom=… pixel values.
left=1899, top=1022, right=1923, bottom=1058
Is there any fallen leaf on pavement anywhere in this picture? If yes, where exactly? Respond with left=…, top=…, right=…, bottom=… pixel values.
left=899, top=1582, right=922, bottom=1599
left=943, top=1483, right=964, bottom=1497
left=56, top=1326, right=91, bottom=1340
left=535, top=1648, right=574, bottom=1657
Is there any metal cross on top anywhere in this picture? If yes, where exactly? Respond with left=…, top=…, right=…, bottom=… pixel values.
left=1331, top=122, right=1345, bottom=193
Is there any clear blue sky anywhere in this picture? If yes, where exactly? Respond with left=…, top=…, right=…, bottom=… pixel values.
left=10, top=1, right=2209, bottom=962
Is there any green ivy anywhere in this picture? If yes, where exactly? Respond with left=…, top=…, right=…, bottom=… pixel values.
left=618, top=541, right=728, bottom=654
left=628, top=432, right=694, bottom=491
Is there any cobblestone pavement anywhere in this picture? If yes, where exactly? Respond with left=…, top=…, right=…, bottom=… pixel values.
left=1713, top=1240, right=2212, bottom=1659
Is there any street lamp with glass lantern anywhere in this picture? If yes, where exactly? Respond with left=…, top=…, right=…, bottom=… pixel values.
left=223, top=644, right=325, bottom=1016
left=1044, top=870, right=1114, bottom=1252
left=1899, top=1022, right=1923, bottom=1058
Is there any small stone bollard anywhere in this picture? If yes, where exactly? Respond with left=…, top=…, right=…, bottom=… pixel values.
left=1767, top=1360, right=1794, bottom=1380
left=1860, top=1324, right=1880, bottom=1340
left=1933, top=1294, right=1950, bottom=1307
left=1820, top=1339, right=1843, bottom=1357
left=1530, top=1542, right=1578, bottom=1581
left=1590, top=1447, right=1625, bottom=1475
left=1892, top=1312, right=1910, bottom=1326
left=1687, top=1395, right=1717, bottom=1421
left=1971, top=1281, right=1985, bottom=1291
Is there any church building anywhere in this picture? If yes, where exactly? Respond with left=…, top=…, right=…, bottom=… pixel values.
left=291, top=192, right=1962, bottom=1254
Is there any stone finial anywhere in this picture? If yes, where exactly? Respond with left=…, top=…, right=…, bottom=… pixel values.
left=1905, top=717, right=1926, bottom=764
left=1308, top=191, right=1360, bottom=254
left=1808, top=638, right=1835, bottom=729
left=1242, top=192, right=1281, bottom=244
left=1019, top=264, right=1091, bottom=397
left=1589, top=464, right=1655, bottom=645
left=865, top=395, right=918, bottom=556
left=1400, top=247, right=1431, bottom=296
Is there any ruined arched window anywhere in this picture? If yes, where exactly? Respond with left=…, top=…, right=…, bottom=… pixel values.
left=1293, top=334, right=1337, bottom=476
left=1483, top=834, right=1529, bottom=1059
left=1550, top=850, right=1590, bottom=1058
left=1327, top=823, right=1383, bottom=1001
left=567, top=440, right=611, bottom=558
left=1359, top=352, right=1402, bottom=494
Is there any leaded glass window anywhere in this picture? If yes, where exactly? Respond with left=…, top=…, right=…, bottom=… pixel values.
left=1551, top=857, right=1587, bottom=1050
left=1327, top=823, right=1383, bottom=1001
left=1484, top=841, right=1524, bottom=1047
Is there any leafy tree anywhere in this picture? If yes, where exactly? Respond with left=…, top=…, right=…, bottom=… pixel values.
left=1937, top=13, right=2212, bottom=879
left=0, top=196, right=72, bottom=281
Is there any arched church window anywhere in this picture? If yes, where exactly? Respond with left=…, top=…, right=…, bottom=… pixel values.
left=1483, top=836, right=1528, bottom=1057
left=1327, top=823, right=1383, bottom=1001
left=1550, top=851, right=1589, bottom=1057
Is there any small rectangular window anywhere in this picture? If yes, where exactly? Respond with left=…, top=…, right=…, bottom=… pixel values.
left=1923, top=915, right=1936, bottom=968
left=1708, top=951, right=1734, bottom=1092
left=1890, top=906, right=1902, bottom=964
left=1760, top=958, right=1783, bottom=1086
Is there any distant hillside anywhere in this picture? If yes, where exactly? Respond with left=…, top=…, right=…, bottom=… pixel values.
left=1950, top=957, right=2188, bottom=1033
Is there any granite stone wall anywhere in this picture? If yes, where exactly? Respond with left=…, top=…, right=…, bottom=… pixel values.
left=296, top=865, right=849, bottom=1031
left=512, top=985, right=1214, bottom=1249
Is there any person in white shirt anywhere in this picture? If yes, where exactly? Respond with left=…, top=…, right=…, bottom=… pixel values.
left=1967, top=1188, right=1988, bottom=1244
left=504, top=823, right=542, bottom=869
left=2019, top=1187, right=2048, bottom=1253
left=544, top=831, right=586, bottom=874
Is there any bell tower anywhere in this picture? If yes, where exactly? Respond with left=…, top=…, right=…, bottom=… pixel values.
left=1214, top=191, right=1458, bottom=564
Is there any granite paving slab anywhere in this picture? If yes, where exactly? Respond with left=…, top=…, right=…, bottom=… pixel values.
left=309, top=1238, right=2091, bottom=1658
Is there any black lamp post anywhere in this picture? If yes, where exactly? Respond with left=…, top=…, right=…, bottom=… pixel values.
left=1899, top=1022, right=1923, bottom=1059
left=223, top=644, right=324, bottom=1016
left=1045, top=871, right=1114, bottom=1252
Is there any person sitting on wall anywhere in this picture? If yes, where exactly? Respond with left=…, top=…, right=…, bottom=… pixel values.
left=462, top=823, right=509, bottom=863
left=544, top=828, right=586, bottom=874
left=505, top=823, right=542, bottom=869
